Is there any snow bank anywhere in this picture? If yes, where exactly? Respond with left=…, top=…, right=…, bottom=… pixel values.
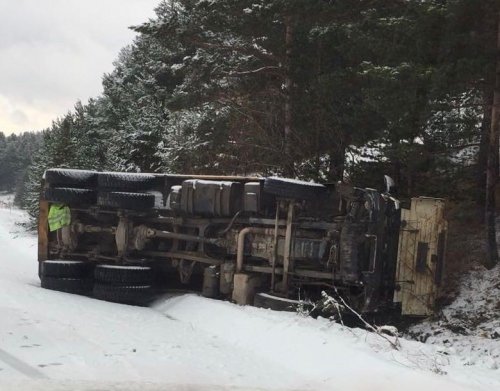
left=153, top=295, right=491, bottom=390
left=408, top=261, right=500, bottom=372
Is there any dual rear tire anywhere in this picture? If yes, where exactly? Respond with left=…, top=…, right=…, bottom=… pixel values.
left=43, top=169, right=158, bottom=211
left=93, top=264, right=154, bottom=306
left=39, top=260, right=155, bottom=306
left=39, top=260, right=93, bottom=295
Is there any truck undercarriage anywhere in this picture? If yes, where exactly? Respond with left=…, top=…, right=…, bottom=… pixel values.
left=38, top=169, right=447, bottom=316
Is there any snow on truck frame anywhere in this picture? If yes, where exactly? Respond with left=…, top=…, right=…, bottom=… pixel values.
left=37, top=169, right=447, bottom=316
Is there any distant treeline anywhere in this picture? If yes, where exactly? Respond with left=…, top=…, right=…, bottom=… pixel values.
left=0, top=131, right=42, bottom=203
left=2, top=0, right=499, bottom=222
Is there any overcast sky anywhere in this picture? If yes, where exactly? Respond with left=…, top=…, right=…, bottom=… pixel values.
left=0, top=0, right=159, bottom=135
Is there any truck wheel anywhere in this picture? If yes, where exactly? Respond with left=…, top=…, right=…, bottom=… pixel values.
left=44, top=187, right=97, bottom=205
left=45, top=168, right=97, bottom=188
left=97, top=172, right=157, bottom=191
left=94, top=264, right=153, bottom=285
left=93, top=283, right=153, bottom=306
left=40, top=260, right=93, bottom=279
left=41, top=276, right=92, bottom=295
left=263, top=177, right=326, bottom=200
left=97, top=191, right=155, bottom=210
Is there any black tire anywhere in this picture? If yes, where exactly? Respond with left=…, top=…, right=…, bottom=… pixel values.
left=93, top=283, right=154, bottom=306
left=40, top=260, right=93, bottom=279
left=41, top=276, right=92, bottom=295
left=263, top=177, right=326, bottom=200
left=97, top=172, right=157, bottom=191
left=97, top=191, right=155, bottom=210
left=44, top=187, right=97, bottom=205
left=45, top=168, right=97, bottom=188
left=254, top=292, right=307, bottom=312
left=94, top=264, right=154, bottom=285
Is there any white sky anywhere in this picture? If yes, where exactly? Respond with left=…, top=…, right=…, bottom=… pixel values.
left=0, top=0, right=159, bottom=135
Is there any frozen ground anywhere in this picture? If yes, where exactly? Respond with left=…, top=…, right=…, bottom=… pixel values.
left=408, top=257, right=500, bottom=370
left=0, top=194, right=499, bottom=390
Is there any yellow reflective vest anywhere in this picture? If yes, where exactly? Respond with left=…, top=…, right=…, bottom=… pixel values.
left=48, top=204, right=71, bottom=232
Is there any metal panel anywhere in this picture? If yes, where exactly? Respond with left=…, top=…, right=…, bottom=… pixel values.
left=415, top=242, right=429, bottom=273
left=394, top=197, right=447, bottom=316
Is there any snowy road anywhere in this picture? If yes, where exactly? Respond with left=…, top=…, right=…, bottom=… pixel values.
left=0, top=200, right=497, bottom=390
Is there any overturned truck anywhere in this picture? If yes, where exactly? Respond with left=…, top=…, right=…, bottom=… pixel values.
left=38, top=169, right=447, bottom=316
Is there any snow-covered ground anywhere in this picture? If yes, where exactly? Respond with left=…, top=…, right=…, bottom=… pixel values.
left=408, top=260, right=500, bottom=371
left=0, top=194, right=499, bottom=390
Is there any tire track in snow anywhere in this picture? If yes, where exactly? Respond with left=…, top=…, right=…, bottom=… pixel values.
left=0, top=348, right=48, bottom=379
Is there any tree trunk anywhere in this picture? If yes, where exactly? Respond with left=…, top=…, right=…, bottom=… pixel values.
left=313, top=39, right=322, bottom=182
left=478, top=89, right=493, bottom=207
left=328, top=143, right=345, bottom=182
left=283, top=15, right=294, bottom=177
left=485, top=11, right=500, bottom=268
left=393, top=157, right=402, bottom=196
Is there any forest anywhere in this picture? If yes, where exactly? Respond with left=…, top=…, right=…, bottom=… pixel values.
left=1, top=0, right=499, bottom=264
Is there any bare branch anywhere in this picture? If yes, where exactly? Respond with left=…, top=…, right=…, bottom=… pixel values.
left=324, top=288, right=401, bottom=350
left=187, top=36, right=280, bottom=63
left=227, top=66, right=283, bottom=77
